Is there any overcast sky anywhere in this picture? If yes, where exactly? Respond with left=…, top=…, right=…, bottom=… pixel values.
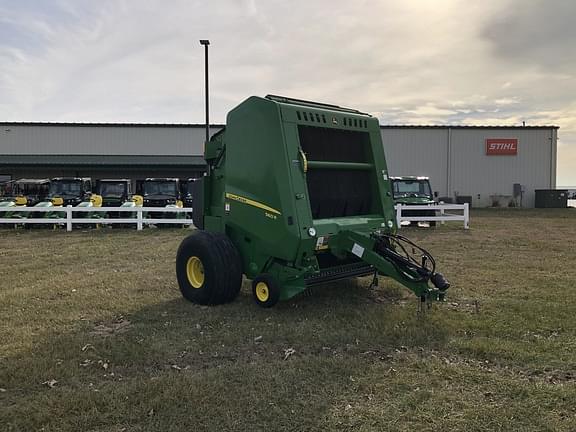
left=1, top=0, right=575, bottom=185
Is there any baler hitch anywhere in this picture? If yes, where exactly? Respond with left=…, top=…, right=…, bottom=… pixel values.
left=331, top=231, right=450, bottom=302
left=372, top=233, right=450, bottom=291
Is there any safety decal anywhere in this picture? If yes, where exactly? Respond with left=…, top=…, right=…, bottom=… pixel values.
left=315, top=236, right=329, bottom=250
left=351, top=243, right=365, bottom=258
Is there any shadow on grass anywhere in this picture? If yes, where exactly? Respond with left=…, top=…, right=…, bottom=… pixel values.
left=1, top=278, right=451, bottom=431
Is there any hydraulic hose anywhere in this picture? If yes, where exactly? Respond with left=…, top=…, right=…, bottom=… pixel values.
left=373, top=233, right=436, bottom=284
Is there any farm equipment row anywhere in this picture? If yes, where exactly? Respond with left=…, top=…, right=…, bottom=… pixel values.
left=0, top=177, right=196, bottom=227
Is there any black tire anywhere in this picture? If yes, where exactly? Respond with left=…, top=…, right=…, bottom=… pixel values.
left=252, top=274, right=281, bottom=308
left=176, top=230, right=242, bottom=305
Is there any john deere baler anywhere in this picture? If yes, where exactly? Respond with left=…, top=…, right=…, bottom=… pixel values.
left=176, top=95, right=449, bottom=307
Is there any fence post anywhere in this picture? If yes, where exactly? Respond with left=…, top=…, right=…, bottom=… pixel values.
left=440, top=202, right=445, bottom=225
left=137, top=209, right=143, bottom=231
left=66, top=205, right=73, bottom=232
left=395, top=204, right=402, bottom=229
left=464, top=203, right=470, bottom=229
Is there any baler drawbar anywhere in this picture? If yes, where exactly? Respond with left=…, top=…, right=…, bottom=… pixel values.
left=176, top=95, right=449, bottom=307
left=328, top=230, right=449, bottom=298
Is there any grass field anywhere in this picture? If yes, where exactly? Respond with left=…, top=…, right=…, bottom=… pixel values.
left=1, top=209, right=575, bottom=431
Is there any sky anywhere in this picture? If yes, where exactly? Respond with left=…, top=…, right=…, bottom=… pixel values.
left=0, top=0, right=575, bottom=185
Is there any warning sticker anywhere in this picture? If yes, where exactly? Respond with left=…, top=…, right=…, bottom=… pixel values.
left=351, top=243, right=365, bottom=258
left=315, top=236, right=329, bottom=250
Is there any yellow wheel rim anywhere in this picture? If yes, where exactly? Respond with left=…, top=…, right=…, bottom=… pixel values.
left=186, top=256, right=204, bottom=288
left=255, top=282, right=269, bottom=302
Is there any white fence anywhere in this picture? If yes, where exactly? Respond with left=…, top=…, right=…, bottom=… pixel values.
left=395, top=203, right=469, bottom=229
left=0, top=206, right=194, bottom=231
left=1, top=203, right=469, bottom=231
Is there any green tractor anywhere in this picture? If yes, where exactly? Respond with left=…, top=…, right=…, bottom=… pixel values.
left=46, top=177, right=93, bottom=206
left=13, top=178, right=51, bottom=207
left=175, top=95, right=449, bottom=308
left=96, top=179, right=133, bottom=208
left=391, top=176, right=438, bottom=227
left=3, top=179, right=51, bottom=224
left=33, top=177, right=101, bottom=225
left=0, top=194, right=28, bottom=226
left=139, top=178, right=185, bottom=226
left=95, top=179, right=141, bottom=222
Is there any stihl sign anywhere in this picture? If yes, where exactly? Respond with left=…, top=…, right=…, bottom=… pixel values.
left=486, top=138, right=518, bottom=155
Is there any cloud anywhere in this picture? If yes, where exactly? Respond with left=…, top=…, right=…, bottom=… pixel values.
left=483, top=0, right=576, bottom=72
left=0, top=0, right=575, bottom=184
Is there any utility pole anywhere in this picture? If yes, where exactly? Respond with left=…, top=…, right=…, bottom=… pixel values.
left=199, top=39, right=210, bottom=149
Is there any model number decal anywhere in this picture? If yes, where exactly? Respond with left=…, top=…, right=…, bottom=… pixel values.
left=225, top=192, right=281, bottom=215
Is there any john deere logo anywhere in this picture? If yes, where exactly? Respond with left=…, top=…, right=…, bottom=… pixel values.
left=332, top=117, right=338, bottom=125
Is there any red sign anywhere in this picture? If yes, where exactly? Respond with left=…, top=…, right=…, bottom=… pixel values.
left=486, top=138, right=518, bottom=155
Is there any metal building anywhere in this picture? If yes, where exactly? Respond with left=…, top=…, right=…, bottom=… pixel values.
left=382, top=126, right=558, bottom=208
left=0, top=122, right=558, bottom=207
left=0, top=122, right=212, bottom=181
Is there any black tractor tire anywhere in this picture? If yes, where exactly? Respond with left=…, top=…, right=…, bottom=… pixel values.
left=176, top=230, right=243, bottom=305
left=252, top=274, right=281, bottom=308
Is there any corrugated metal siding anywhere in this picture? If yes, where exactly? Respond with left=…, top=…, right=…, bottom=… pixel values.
left=449, top=128, right=554, bottom=207
left=0, top=155, right=204, bottom=166
left=381, top=127, right=556, bottom=207
left=0, top=125, right=222, bottom=156
left=8, top=167, right=204, bottom=183
left=380, top=128, right=449, bottom=196
left=0, top=123, right=557, bottom=208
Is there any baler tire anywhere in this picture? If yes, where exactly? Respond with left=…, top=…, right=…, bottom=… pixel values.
left=176, top=230, right=243, bottom=305
left=252, top=274, right=280, bottom=308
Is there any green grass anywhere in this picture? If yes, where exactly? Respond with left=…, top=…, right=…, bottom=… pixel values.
left=1, top=209, right=575, bottom=431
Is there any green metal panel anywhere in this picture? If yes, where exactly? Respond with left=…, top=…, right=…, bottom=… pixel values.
left=222, top=97, right=310, bottom=277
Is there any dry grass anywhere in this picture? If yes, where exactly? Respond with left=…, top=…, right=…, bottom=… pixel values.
left=1, top=209, right=575, bottom=431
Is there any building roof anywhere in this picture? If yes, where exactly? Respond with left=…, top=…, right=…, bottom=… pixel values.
left=0, top=154, right=206, bottom=167
left=0, top=121, right=559, bottom=129
left=380, top=125, right=559, bottom=129
left=0, top=122, right=225, bottom=128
